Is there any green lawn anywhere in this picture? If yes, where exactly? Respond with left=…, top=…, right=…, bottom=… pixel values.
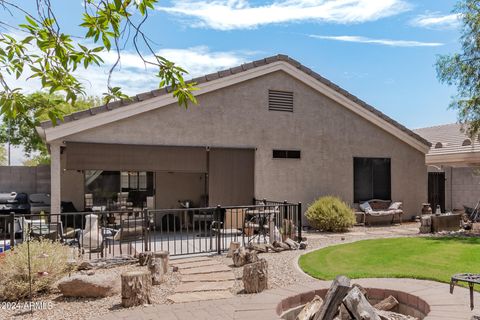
left=299, top=237, right=480, bottom=284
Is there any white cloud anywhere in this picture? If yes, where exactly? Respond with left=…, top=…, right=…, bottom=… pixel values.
left=309, top=35, right=444, bottom=47
left=157, top=0, right=411, bottom=30
left=3, top=45, right=251, bottom=97
left=410, top=13, right=460, bottom=30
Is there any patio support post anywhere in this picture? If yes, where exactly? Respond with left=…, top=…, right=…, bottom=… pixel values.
left=9, top=212, right=15, bottom=248
left=297, top=202, right=302, bottom=241
left=216, top=205, right=222, bottom=255
left=50, top=143, right=62, bottom=217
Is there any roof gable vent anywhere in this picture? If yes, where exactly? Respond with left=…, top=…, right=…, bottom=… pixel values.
left=434, top=142, right=444, bottom=149
left=268, top=90, right=293, bottom=112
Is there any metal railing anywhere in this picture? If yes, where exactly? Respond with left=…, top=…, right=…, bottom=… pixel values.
left=0, top=200, right=301, bottom=259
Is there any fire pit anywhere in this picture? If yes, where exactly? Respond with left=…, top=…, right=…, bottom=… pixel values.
left=277, top=278, right=430, bottom=320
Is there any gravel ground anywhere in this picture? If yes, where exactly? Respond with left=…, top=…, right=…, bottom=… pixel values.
left=0, top=263, right=180, bottom=320
left=0, top=223, right=423, bottom=319
left=214, top=222, right=423, bottom=295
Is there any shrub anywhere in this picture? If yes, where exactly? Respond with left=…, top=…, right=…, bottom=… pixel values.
left=0, top=239, right=74, bottom=301
left=305, top=196, right=355, bottom=232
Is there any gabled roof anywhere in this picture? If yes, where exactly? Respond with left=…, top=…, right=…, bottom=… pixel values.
left=38, top=54, right=430, bottom=152
left=414, top=123, right=480, bottom=165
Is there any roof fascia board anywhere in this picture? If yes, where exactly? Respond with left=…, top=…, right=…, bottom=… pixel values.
left=426, top=151, right=480, bottom=165
left=43, top=61, right=429, bottom=153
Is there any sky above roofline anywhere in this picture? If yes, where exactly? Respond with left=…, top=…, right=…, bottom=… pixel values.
left=0, top=0, right=463, bottom=164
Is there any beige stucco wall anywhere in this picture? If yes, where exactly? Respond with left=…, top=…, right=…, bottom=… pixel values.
left=430, top=166, right=480, bottom=211
left=61, top=153, right=85, bottom=211
left=60, top=70, right=427, bottom=221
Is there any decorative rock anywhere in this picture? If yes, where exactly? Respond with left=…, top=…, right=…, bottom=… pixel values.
left=57, top=274, right=119, bottom=298
left=77, top=261, right=93, bottom=270
left=299, top=241, right=308, bottom=250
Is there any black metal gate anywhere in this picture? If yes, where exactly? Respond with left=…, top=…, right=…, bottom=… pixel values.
left=428, top=172, right=446, bottom=213
left=1, top=200, right=301, bottom=258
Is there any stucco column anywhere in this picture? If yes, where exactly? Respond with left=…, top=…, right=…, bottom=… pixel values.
left=50, top=143, right=61, bottom=216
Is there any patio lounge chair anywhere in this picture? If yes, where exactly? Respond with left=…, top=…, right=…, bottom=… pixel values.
left=357, top=199, right=403, bottom=225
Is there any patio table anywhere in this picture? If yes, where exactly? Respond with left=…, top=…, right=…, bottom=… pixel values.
left=450, top=273, right=480, bottom=310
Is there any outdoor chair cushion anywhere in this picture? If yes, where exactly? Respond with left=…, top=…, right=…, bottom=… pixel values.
left=388, top=202, right=402, bottom=210
left=359, top=201, right=373, bottom=213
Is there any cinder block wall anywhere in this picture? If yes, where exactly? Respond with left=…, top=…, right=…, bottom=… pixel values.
left=0, top=165, right=51, bottom=194
left=450, top=167, right=480, bottom=210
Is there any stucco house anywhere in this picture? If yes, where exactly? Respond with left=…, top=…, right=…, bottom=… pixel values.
left=414, top=123, right=480, bottom=213
left=37, top=54, right=429, bottom=222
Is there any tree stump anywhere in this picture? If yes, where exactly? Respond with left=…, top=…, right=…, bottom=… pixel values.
left=138, top=251, right=152, bottom=266
left=242, top=258, right=268, bottom=293
left=233, top=247, right=247, bottom=267
left=121, top=271, right=152, bottom=307
left=148, top=257, right=164, bottom=285
left=227, top=242, right=240, bottom=258
left=153, top=251, right=169, bottom=273
left=246, top=250, right=259, bottom=264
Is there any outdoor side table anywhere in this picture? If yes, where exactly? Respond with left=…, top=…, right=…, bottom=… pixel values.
left=450, top=273, right=480, bottom=310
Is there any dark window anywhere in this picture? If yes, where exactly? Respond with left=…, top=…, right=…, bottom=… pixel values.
left=273, top=150, right=301, bottom=159
left=354, top=158, right=391, bottom=202
left=268, top=90, right=294, bottom=112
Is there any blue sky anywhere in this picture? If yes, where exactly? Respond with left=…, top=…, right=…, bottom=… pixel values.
left=0, top=0, right=464, bottom=163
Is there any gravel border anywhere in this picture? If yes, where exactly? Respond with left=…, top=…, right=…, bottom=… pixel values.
left=0, top=223, right=423, bottom=319
left=0, top=264, right=180, bottom=320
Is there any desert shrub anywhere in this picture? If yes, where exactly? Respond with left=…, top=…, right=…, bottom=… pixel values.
left=305, top=196, right=355, bottom=232
left=0, top=239, right=74, bottom=300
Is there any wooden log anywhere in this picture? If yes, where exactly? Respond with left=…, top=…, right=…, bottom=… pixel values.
left=153, top=251, right=169, bottom=273
left=376, top=310, right=417, bottom=320
left=121, top=271, right=152, bottom=307
left=148, top=257, right=164, bottom=285
left=314, top=275, right=351, bottom=320
left=138, top=251, right=152, bottom=266
left=243, top=258, right=268, bottom=293
left=246, top=250, right=259, bottom=264
left=343, top=286, right=381, bottom=320
left=273, top=241, right=291, bottom=250
left=296, top=295, right=323, bottom=320
left=285, top=238, right=300, bottom=250
left=227, top=241, right=240, bottom=258
left=352, top=283, right=368, bottom=299
left=248, top=243, right=268, bottom=252
left=374, top=295, right=399, bottom=312
left=233, top=247, right=247, bottom=267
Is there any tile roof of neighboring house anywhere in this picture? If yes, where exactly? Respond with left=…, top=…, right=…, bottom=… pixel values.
left=40, top=54, right=430, bottom=147
left=414, top=123, right=480, bottom=155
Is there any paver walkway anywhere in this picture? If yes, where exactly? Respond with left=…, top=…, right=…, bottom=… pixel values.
left=104, top=278, right=479, bottom=320
left=166, top=256, right=236, bottom=303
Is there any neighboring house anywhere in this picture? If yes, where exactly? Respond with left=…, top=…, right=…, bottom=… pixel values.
left=37, top=54, right=429, bottom=222
left=415, top=123, right=480, bottom=212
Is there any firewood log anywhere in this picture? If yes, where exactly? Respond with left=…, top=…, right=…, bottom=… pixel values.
left=374, top=295, right=399, bottom=311
left=296, top=295, right=323, bottom=320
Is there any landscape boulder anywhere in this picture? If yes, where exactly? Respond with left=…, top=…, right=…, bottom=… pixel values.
left=57, top=274, right=119, bottom=298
